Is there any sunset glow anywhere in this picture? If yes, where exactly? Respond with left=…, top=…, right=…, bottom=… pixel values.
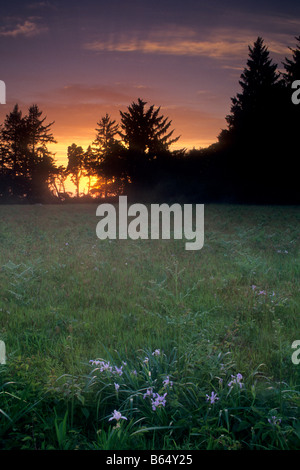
left=1, top=0, right=300, bottom=195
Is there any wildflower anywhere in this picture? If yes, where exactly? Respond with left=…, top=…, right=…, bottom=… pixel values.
left=90, top=360, right=113, bottom=373
left=152, top=349, right=161, bottom=356
left=114, top=365, right=123, bottom=376
left=236, top=373, right=243, bottom=385
left=258, top=290, right=267, bottom=295
left=206, top=391, right=219, bottom=404
left=143, top=388, right=153, bottom=399
left=114, top=383, right=120, bottom=391
left=108, top=410, right=127, bottom=422
left=251, top=285, right=257, bottom=290
left=151, top=392, right=167, bottom=411
left=131, top=369, right=137, bottom=376
left=163, top=376, right=173, bottom=388
left=89, top=359, right=100, bottom=366
left=228, top=373, right=244, bottom=389
left=143, top=357, right=149, bottom=364
left=268, top=416, right=281, bottom=426
left=102, top=362, right=113, bottom=372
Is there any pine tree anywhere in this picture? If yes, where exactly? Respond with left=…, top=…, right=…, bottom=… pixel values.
left=26, top=104, right=56, bottom=160
left=218, top=37, right=289, bottom=202
left=119, top=98, right=180, bottom=156
left=225, top=37, right=282, bottom=136
left=25, top=105, right=57, bottom=198
left=92, top=114, right=126, bottom=197
left=1, top=104, right=27, bottom=175
left=93, top=113, right=119, bottom=154
left=282, top=36, right=300, bottom=85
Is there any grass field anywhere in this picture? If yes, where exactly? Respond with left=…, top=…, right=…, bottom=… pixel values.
left=0, top=202, right=299, bottom=450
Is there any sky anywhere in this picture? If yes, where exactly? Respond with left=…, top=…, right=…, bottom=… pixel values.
left=1, top=0, right=300, bottom=176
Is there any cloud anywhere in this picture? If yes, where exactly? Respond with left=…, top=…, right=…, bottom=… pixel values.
left=83, top=19, right=294, bottom=63
left=0, top=19, right=47, bottom=37
left=84, top=35, right=249, bottom=59
left=38, top=83, right=156, bottom=107
left=83, top=24, right=255, bottom=60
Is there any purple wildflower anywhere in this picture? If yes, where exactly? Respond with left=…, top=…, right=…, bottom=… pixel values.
left=108, top=410, right=127, bottom=422
left=228, top=373, right=244, bottom=389
left=151, top=392, right=167, bottom=411
left=89, top=360, right=113, bottom=372
left=143, top=388, right=153, bottom=399
left=206, top=391, right=219, bottom=404
left=258, top=290, right=267, bottom=295
left=163, top=376, right=173, bottom=388
left=114, top=365, right=123, bottom=376
left=152, top=349, right=161, bottom=356
left=268, top=416, right=281, bottom=426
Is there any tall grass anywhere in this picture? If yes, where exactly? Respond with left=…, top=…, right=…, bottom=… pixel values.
left=0, top=203, right=299, bottom=449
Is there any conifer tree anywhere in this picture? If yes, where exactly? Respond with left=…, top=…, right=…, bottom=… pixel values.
left=92, top=114, right=126, bottom=197
left=119, top=98, right=180, bottom=156
left=225, top=37, right=282, bottom=136
left=218, top=37, right=287, bottom=202
left=282, top=36, right=300, bottom=85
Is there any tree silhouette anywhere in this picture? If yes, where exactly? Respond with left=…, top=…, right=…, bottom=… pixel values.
left=0, top=104, right=57, bottom=201
left=25, top=104, right=57, bottom=199
left=218, top=37, right=287, bottom=202
left=50, top=165, right=69, bottom=200
left=94, top=113, right=119, bottom=154
left=26, top=104, right=56, bottom=157
left=119, top=98, right=179, bottom=155
left=224, top=37, right=282, bottom=137
left=66, top=143, right=85, bottom=198
left=92, top=114, right=126, bottom=197
left=1, top=104, right=28, bottom=176
left=119, top=98, right=180, bottom=195
left=283, top=36, right=300, bottom=85
left=83, top=145, right=97, bottom=196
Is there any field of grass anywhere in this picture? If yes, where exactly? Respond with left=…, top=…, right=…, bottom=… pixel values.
left=0, top=202, right=299, bottom=450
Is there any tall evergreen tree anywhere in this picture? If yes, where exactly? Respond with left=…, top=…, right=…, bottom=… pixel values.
left=224, top=37, right=282, bottom=137
left=25, top=104, right=57, bottom=199
left=218, top=37, right=287, bottom=202
left=282, top=36, right=300, bottom=85
left=1, top=104, right=28, bottom=176
left=0, top=103, right=57, bottom=200
left=92, top=114, right=126, bottom=197
left=26, top=104, right=56, bottom=160
left=119, top=98, right=180, bottom=156
left=119, top=98, right=180, bottom=194
left=94, top=113, right=119, bottom=154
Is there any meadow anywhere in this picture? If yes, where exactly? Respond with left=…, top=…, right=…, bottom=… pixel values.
left=0, top=202, right=299, bottom=450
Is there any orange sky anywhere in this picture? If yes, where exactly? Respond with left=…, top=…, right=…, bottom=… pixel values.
left=45, top=100, right=225, bottom=194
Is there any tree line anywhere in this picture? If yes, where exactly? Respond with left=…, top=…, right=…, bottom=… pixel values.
left=1, top=35, right=299, bottom=204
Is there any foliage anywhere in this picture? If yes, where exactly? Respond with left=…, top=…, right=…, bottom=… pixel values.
left=0, top=203, right=299, bottom=450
